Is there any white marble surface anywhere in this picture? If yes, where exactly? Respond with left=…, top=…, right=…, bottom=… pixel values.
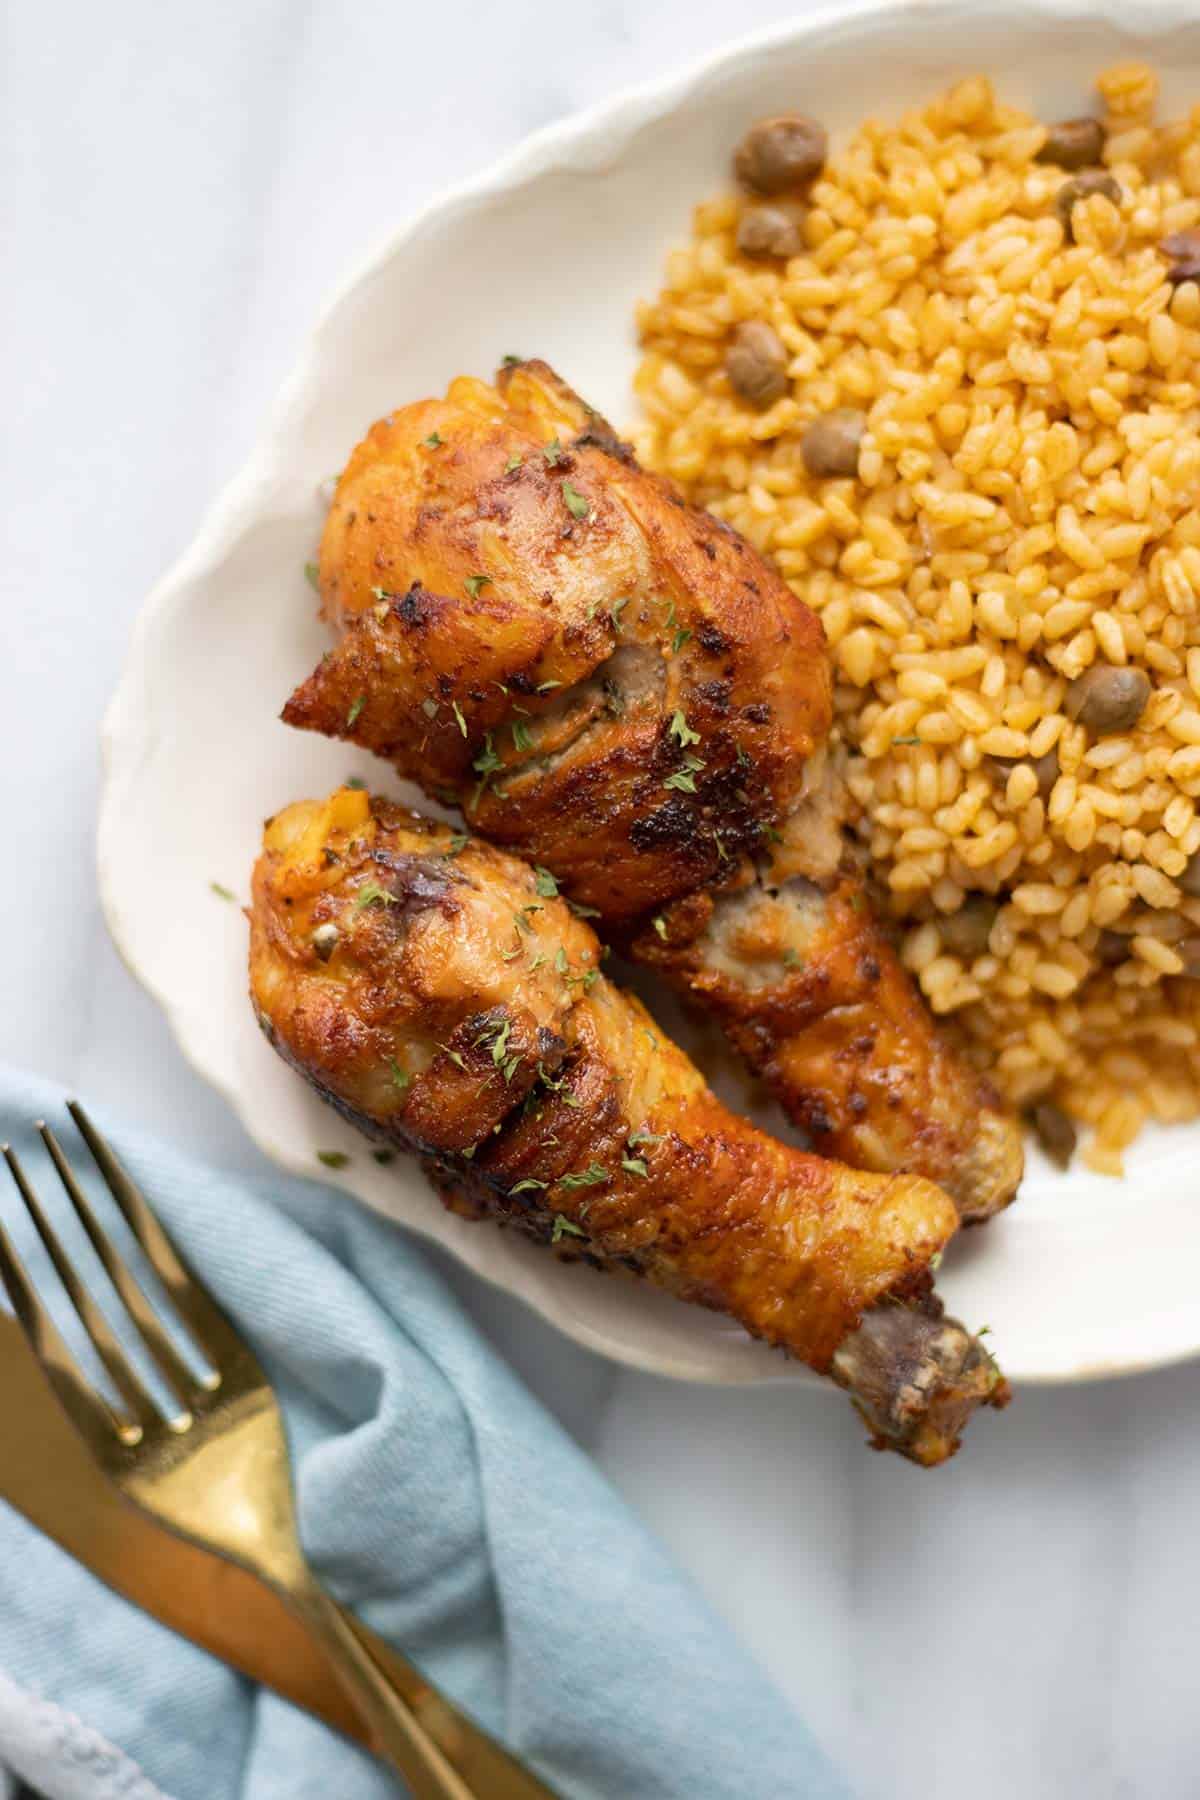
left=4, top=3, right=1199, bottom=1795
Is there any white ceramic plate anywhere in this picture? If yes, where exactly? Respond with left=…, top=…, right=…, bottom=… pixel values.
left=101, top=0, right=1200, bottom=1387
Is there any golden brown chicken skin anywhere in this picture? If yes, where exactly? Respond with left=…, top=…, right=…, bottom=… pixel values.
left=283, top=359, right=1022, bottom=1222
left=249, top=789, right=1008, bottom=1465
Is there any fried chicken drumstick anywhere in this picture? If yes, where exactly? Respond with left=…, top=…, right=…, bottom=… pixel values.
left=284, top=359, right=1022, bottom=1222
left=249, top=788, right=1007, bottom=1464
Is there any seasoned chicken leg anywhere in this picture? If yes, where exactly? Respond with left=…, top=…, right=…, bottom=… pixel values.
left=283, top=358, right=1022, bottom=1221
left=249, top=788, right=1007, bottom=1463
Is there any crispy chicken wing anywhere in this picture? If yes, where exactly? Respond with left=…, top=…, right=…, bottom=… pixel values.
left=249, top=789, right=1007, bottom=1464
left=285, top=360, right=1023, bottom=1220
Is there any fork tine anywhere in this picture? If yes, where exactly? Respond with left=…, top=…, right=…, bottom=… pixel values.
left=40, top=1122, right=200, bottom=1411
left=68, top=1101, right=240, bottom=1372
left=3, top=1143, right=165, bottom=1437
left=0, top=1201, right=134, bottom=1451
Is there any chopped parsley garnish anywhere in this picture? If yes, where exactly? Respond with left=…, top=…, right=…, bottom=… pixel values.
left=534, top=867, right=559, bottom=898
left=673, top=626, right=693, bottom=654
left=451, top=699, right=468, bottom=737
left=421, top=698, right=439, bottom=720
left=559, top=1163, right=608, bottom=1191
left=370, top=585, right=396, bottom=602
left=669, top=710, right=700, bottom=748
left=783, top=948, right=804, bottom=970
left=502, top=353, right=522, bottom=367
left=304, top=561, right=320, bottom=591
left=892, top=735, right=921, bottom=747
left=568, top=898, right=601, bottom=919
left=663, top=755, right=705, bottom=794
left=551, top=1215, right=587, bottom=1242
left=373, top=1149, right=395, bottom=1165
left=464, top=574, right=492, bottom=598
left=621, top=1156, right=649, bottom=1178
left=344, top=775, right=367, bottom=791
left=440, top=1044, right=468, bottom=1071
left=562, top=480, right=590, bottom=520
left=511, top=719, right=533, bottom=752
left=445, top=832, right=469, bottom=857
left=537, top=679, right=562, bottom=692
left=210, top=882, right=235, bottom=902
left=610, top=597, right=629, bottom=630
left=510, top=1177, right=547, bottom=1193
left=317, top=1150, right=350, bottom=1169
left=627, top=1128, right=664, bottom=1149
left=513, top=905, right=541, bottom=934
left=504, top=452, right=523, bottom=473
left=543, top=438, right=565, bottom=467
left=346, top=695, right=366, bottom=728
left=423, top=432, right=443, bottom=449
left=388, top=1057, right=411, bottom=1092
left=470, top=733, right=502, bottom=811
left=555, top=947, right=569, bottom=975
left=528, top=952, right=547, bottom=972
left=352, top=881, right=397, bottom=915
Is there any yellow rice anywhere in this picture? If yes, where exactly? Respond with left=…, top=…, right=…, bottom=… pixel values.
left=633, top=64, right=1200, bottom=1173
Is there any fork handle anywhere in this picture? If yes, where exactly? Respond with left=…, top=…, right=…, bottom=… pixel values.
left=295, top=1586, right=479, bottom=1799
left=337, top=1604, right=562, bottom=1799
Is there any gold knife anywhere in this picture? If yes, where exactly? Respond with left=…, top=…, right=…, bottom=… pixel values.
left=0, top=1311, right=527, bottom=1788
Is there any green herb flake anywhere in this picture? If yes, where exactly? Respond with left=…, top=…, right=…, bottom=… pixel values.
left=568, top=899, right=602, bottom=920
left=423, top=431, right=443, bottom=449
left=451, top=699, right=468, bottom=737
left=528, top=952, right=547, bottom=972
left=346, top=695, right=366, bottom=729
left=510, top=1177, right=547, bottom=1194
left=373, top=1149, right=396, bottom=1166
left=464, top=574, right=492, bottom=598
left=562, top=480, right=590, bottom=521
left=440, top=1044, right=468, bottom=1072
left=610, top=597, right=629, bottom=630
left=673, top=626, right=693, bottom=655
left=783, top=948, right=804, bottom=970
left=504, top=452, right=523, bottom=473
left=511, top=719, right=533, bottom=753
left=344, top=775, right=367, bottom=791
left=551, top=1214, right=587, bottom=1242
left=555, top=947, right=569, bottom=975
left=892, top=735, right=922, bottom=747
left=304, top=561, right=320, bottom=592
left=513, top=905, right=540, bottom=935
left=388, top=1057, right=411, bottom=1093
left=662, top=755, right=705, bottom=794
left=473, top=735, right=501, bottom=777
left=502, top=353, right=522, bottom=368
left=537, top=679, right=562, bottom=692
left=559, top=1163, right=608, bottom=1191
left=669, top=710, right=701, bottom=748
left=542, top=438, right=565, bottom=467
left=317, top=1150, right=350, bottom=1170
left=627, top=1128, right=664, bottom=1149
left=210, top=882, right=236, bottom=902
left=621, top=1156, right=649, bottom=1178
left=353, top=881, right=397, bottom=915
left=534, top=867, right=559, bottom=898
left=446, top=832, right=469, bottom=857
left=421, top=697, right=439, bottom=720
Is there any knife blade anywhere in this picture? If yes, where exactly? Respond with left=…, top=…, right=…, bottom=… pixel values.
left=0, top=1315, right=559, bottom=1798
left=0, top=1312, right=367, bottom=1740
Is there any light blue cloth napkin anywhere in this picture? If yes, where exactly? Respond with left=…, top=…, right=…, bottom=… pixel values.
left=0, top=1070, right=847, bottom=1800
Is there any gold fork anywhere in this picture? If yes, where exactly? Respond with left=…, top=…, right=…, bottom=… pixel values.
left=0, top=1102, right=559, bottom=1800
